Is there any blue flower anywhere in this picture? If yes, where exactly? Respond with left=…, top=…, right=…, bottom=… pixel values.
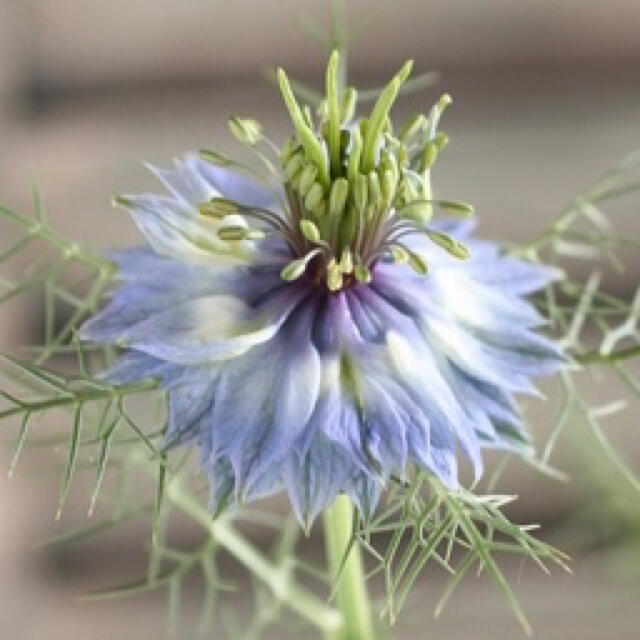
left=81, top=56, right=565, bottom=527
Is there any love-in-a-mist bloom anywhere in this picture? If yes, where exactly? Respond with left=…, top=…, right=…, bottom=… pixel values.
left=81, top=53, right=565, bottom=527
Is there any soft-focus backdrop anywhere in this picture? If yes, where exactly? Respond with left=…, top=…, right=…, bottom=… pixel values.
left=1, top=2, right=639, bottom=638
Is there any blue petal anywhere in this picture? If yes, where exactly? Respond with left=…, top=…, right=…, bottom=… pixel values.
left=112, top=286, right=305, bottom=364
left=283, top=435, right=354, bottom=529
left=204, top=303, right=321, bottom=498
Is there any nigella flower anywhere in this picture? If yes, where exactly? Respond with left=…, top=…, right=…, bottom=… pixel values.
left=81, top=53, right=565, bottom=527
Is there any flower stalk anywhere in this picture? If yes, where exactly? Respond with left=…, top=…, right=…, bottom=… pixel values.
left=324, top=494, right=375, bottom=640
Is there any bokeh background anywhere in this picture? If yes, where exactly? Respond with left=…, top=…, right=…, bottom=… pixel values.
left=1, top=1, right=639, bottom=638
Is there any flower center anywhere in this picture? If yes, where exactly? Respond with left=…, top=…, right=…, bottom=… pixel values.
left=199, top=51, right=475, bottom=292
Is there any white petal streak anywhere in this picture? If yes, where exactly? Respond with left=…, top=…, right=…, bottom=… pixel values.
left=121, top=289, right=304, bottom=364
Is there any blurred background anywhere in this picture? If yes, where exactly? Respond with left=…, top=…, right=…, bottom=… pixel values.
left=1, top=1, right=639, bottom=638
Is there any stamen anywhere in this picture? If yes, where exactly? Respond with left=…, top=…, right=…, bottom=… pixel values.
left=354, top=263, right=372, bottom=283
left=228, top=117, right=263, bottom=146
left=281, top=248, right=323, bottom=281
left=199, top=198, right=238, bottom=218
left=217, top=226, right=261, bottom=241
left=326, top=259, right=343, bottom=291
left=338, top=249, right=353, bottom=274
left=300, top=219, right=322, bottom=244
left=426, top=230, right=470, bottom=259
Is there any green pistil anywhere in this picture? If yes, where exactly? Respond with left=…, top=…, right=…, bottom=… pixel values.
left=326, top=50, right=342, bottom=178
left=360, top=59, right=412, bottom=174
left=278, top=68, right=330, bottom=189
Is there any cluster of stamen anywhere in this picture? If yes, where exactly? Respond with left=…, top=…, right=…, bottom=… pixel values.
left=197, top=51, right=474, bottom=292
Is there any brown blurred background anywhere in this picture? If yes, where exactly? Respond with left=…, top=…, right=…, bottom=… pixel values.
left=1, top=1, right=639, bottom=638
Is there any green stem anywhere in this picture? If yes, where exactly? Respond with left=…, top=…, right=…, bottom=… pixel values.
left=324, top=494, right=375, bottom=640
